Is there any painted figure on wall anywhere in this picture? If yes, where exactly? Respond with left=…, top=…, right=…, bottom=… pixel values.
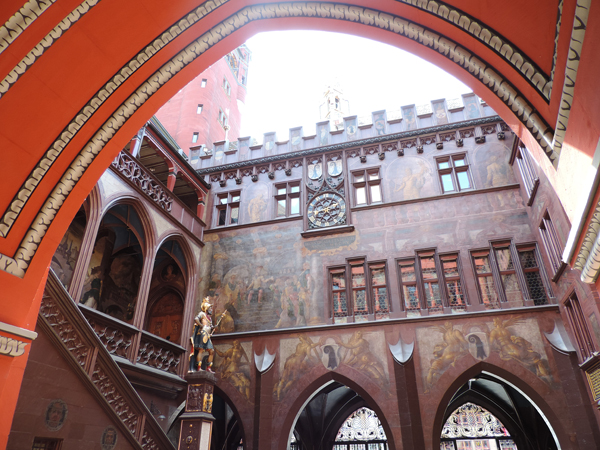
left=319, top=124, right=329, bottom=146
left=308, top=162, right=323, bottom=180
left=345, top=118, right=358, bottom=139
left=463, top=96, right=481, bottom=119
left=215, top=340, right=251, bottom=400
left=393, top=160, right=430, bottom=200
left=489, top=316, right=551, bottom=381
left=433, top=102, right=448, bottom=125
left=485, top=154, right=510, bottom=187
left=373, top=114, right=386, bottom=136
left=264, top=135, right=275, bottom=152
left=426, top=322, right=469, bottom=390
left=275, top=335, right=320, bottom=400
left=189, top=298, right=227, bottom=373
left=337, top=331, right=386, bottom=382
left=248, top=196, right=267, bottom=223
left=291, top=129, right=302, bottom=151
left=402, top=107, right=417, bottom=131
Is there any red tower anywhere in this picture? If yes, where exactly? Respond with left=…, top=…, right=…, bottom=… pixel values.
left=155, top=45, right=251, bottom=156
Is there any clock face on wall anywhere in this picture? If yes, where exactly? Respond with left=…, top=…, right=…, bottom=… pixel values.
left=307, top=192, right=346, bottom=227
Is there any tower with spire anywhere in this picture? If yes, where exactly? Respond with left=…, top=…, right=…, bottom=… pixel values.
left=319, top=79, right=350, bottom=130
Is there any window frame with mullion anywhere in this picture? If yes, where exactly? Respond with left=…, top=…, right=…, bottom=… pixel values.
left=352, top=168, right=382, bottom=206
left=539, top=211, right=567, bottom=281
left=416, top=249, right=447, bottom=315
left=215, top=191, right=240, bottom=227
left=439, top=252, right=468, bottom=312
left=470, top=248, right=502, bottom=310
left=274, top=181, right=301, bottom=218
left=329, top=265, right=349, bottom=323
left=490, top=241, right=526, bottom=307
left=436, top=153, right=474, bottom=194
left=397, top=257, right=422, bottom=317
left=516, top=243, right=553, bottom=306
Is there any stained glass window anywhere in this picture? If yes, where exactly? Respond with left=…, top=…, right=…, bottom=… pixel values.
left=441, top=403, right=516, bottom=450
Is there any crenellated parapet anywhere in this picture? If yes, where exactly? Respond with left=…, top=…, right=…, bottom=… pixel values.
left=191, top=93, right=497, bottom=170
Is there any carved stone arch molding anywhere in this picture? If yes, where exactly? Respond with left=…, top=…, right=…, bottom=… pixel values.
left=0, top=1, right=558, bottom=279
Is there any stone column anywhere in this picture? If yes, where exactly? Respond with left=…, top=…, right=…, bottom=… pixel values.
left=179, top=371, right=216, bottom=450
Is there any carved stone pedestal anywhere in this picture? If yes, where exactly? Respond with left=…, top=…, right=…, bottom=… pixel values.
left=178, top=371, right=217, bottom=450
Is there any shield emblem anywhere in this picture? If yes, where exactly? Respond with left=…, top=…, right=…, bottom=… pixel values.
left=327, top=160, right=342, bottom=177
left=321, top=343, right=341, bottom=370
left=308, top=163, right=322, bottom=180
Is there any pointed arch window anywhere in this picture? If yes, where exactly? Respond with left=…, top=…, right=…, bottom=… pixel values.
left=441, top=402, right=517, bottom=450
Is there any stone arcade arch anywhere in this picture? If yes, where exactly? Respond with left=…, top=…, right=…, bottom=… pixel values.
left=1, top=1, right=600, bottom=446
left=433, top=365, right=566, bottom=450
left=279, top=372, right=397, bottom=450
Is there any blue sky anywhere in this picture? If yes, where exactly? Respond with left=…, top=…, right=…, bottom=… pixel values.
left=239, top=30, right=471, bottom=140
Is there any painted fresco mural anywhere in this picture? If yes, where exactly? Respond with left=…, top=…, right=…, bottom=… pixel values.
left=463, top=95, right=482, bottom=119
left=290, top=128, right=302, bottom=151
left=473, top=144, right=517, bottom=188
left=318, top=123, right=329, bottom=146
left=214, top=340, right=253, bottom=401
left=402, top=106, right=418, bottom=131
left=51, top=213, right=85, bottom=289
left=200, top=223, right=328, bottom=333
left=373, top=113, right=386, bottom=136
left=387, top=157, right=436, bottom=201
left=417, top=316, right=553, bottom=392
left=246, top=182, right=269, bottom=223
left=345, top=118, right=358, bottom=140
left=274, top=330, right=389, bottom=401
left=433, top=101, right=449, bottom=125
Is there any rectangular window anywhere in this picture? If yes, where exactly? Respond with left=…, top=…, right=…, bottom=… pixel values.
left=539, top=211, right=566, bottom=280
left=32, top=438, right=62, bottom=450
left=493, top=244, right=524, bottom=308
left=274, top=182, right=301, bottom=217
left=418, top=252, right=443, bottom=315
left=398, top=259, right=420, bottom=317
left=564, top=292, right=595, bottom=361
left=192, top=132, right=199, bottom=143
left=436, top=154, right=473, bottom=193
left=216, top=191, right=240, bottom=226
left=219, top=109, right=229, bottom=129
left=201, top=78, right=207, bottom=88
left=331, top=268, right=347, bottom=322
left=517, top=246, right=549, bottom=305
left=197, top=104, right=203, bottom=114
left=329, top=260, right=388, bottom=323
left=222, top=77, right=231, bottom=96
left=513, top=142, right=539, bottom=205
left=352, top=169, right=382, bottom=206
left=472, top=250, right=500, bottom=309
left=472, top=242, right=551, bottom=310
left=440, top=254, right=466, bottom=312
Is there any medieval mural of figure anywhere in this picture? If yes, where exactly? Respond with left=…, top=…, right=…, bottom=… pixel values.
left=248, top=196, right=267, bottom=223
left=274, top=335, right=320, bottom=400
left=215, top=340, right=251, bottom=400
left=426, top=322, right=469, bottom=390
left=246, top=266, right=274, bottom=304
left=336, top=331, right=386, bottom=383
left=189, top=298, right=228, bottom=373
left=394, top=161, right=429, bottom=200
left=485, top=154, right=510, bottom=187
left=488, top=316, right=551, bottom=380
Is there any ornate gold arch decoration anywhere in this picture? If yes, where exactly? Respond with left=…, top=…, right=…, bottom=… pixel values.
left=0, top=2, right=557, bottom=277
left=0, top=0, right=58, bottom=56
left=396, top=0, right=554, bottom=101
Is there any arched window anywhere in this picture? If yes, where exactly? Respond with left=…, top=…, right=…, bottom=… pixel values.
left=334, top=407, right=388, bottom=450
left=441, top=402, right=517, bottom=450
